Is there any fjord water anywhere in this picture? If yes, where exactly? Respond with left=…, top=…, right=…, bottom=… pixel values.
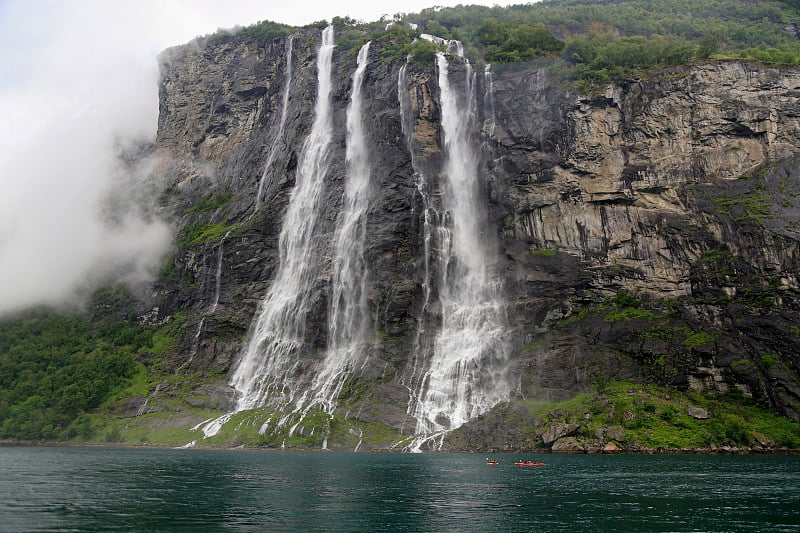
left=2, top=448, right=797, bottom=532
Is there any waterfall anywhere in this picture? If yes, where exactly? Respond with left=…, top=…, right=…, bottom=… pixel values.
left=232, top=25, right=334, bottom=411
left=449, top=40, right=465, bottom=58
left=209, top=230, right=230, bottom=314
left=202, top=26, right=336, bottom=437
left=178, top=229, right=230, bottom=375
left=304, top=41, right=373, bottom=414
left=420, top=34, right=465, bottom=58
left=253, top=36, right=294, bottom=215
left=483, top=64, right=496, bottom=138
left=409, top=52, right=510, bottom=443
left=398, top=62, right=437, bottom=432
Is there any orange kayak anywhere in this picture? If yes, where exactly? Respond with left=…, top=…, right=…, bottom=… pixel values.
left=514, top=461, right=545, bottom=467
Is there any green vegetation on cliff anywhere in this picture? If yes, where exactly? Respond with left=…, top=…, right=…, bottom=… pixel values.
left=0, top=289, right=180, bottom=442
left=207, top=0, right=798, bottom=87
left=404, top=0, right=799, bottom=60
left=478, top=19, right=565, bottom=62
left=177, top=189, right=263, bottom=249
left=327, top=0, right=800, bottom=87
left=207, top=19, right=295, bottom=45
left=447, top=380, right=800, bottom=451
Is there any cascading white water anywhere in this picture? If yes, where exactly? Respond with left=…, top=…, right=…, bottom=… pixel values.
left=178, top=229, right=231, bottom=375
left=253, top=36, right=294, bottom=215
left=483, top=64, right=496, bottom=138
left=209, top=230, right=230, bottom=314
left=409, top=52, right=510, bottom=443
left=398, top=62, right=438, bottom=432
left=232, top=25, right=335, bottom=410
left=304, top=41, right=373, bottom=414
left=420, top=34, right=465, bottom=58
left=202, top=26, right=336, bottom=437
left=449, top=40, right=465, bottom=58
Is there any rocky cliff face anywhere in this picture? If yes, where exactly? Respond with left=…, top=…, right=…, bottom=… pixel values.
left=488, top=61, right=800, bottom=416
left=148, top=28, right=800, bottom=446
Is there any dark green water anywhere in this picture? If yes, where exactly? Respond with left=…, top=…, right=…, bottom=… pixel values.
left=0, top=447, right=798, bottom=532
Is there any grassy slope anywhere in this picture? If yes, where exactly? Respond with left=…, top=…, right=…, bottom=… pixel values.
left=1, top=300, right=796, bottom=450
left=447, top=380, right=800, bottom=452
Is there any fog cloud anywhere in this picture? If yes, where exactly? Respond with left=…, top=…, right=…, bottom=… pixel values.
left=0, top=0, right=510, bottom=315
left=0, top=0, right=172, bottom=315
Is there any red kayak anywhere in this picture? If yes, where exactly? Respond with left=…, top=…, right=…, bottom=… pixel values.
left=514, top=461, right=545, bottom=467
left=486, top=460, right=499, bottom=466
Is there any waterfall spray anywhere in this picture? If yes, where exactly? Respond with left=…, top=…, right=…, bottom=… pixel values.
left=407, top=52, right=510, bottom=449
left=483, top=64, right=496, bottom=138
left=202, top=26, right=336, bottom=438
left=304, top=41, right=374, bottom=415
left=398, top=62, right=439, bottom=433
left=253, top=36, right=294, bottom=215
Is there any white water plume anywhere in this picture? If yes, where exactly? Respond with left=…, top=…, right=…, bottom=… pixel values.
left=420, top=34, right=465, bottom=58
left=409, top=52, right=510, bottom=441
left=483, top=64, right=497, bottom=138
left=209, top=230, right=230, bottom=314
left=253, top=35, right=294, bottom=216
left=304, top=41, right=373, bottom=415
left=398, top=62, right=438, bottom=434
left=202, top=26, right=336, bottom=437
left=177, top=228, right=230, bottom=375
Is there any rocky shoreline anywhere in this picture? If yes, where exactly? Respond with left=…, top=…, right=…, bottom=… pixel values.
left=2, top=438, right=797, bottom=456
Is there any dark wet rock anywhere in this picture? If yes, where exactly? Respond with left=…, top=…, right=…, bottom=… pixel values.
left=541, top=422, right=580, bottom=445
left=551, top=437, right=584, bottom=452
left=596, top=426, right=625, bottom=442
left=686, top=406, right=711, bottom=419
left=143, top=25, right=800, bottom=447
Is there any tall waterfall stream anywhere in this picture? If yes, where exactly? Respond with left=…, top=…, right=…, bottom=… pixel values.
left=403, top=52, right=510, bottom=450
left=303, top=41, right=374, bottom=418
left=203, top=34, right=509, bottom=447
left=202, top=26, right=336, bottom=437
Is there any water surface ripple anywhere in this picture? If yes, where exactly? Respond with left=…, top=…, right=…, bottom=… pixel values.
left=0, top=447, right=798, bottom=532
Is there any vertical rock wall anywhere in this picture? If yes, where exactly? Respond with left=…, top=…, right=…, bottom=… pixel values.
left=152, top=30, right=800, bottom=428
